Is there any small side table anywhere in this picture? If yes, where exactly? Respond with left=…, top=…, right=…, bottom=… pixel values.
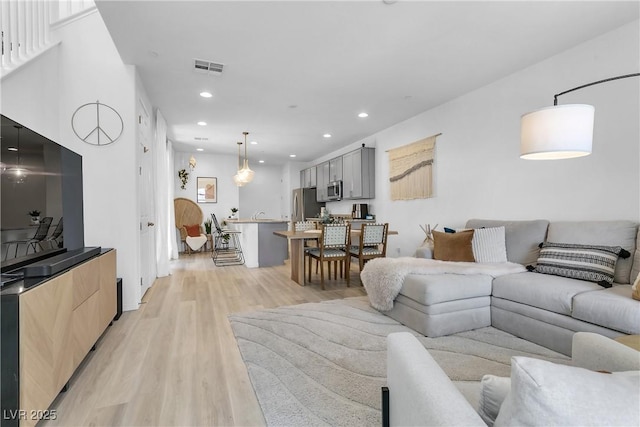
left=614, top=335, right=640, bottom=351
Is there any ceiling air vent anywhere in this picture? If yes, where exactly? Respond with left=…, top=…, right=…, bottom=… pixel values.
left=194, top=137, right=209, bottom=141
left=194, top=59, right=224, bottom=75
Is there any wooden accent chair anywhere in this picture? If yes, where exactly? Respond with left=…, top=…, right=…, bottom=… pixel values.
left=307, top=223, right=351, bottom=289
left=173, top=197, right=204, bottom=254
left=350, top=223, right=389, bottom=271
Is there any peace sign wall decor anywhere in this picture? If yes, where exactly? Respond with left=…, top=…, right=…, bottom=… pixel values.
left=71, top=100, right=124, bottom=146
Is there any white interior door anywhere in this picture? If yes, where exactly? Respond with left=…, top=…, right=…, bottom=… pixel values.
left=137, top=100, right=156, bottom=299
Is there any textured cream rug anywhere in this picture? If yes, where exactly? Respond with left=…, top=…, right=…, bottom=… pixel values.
left=229, top=297, right=568, bottom=427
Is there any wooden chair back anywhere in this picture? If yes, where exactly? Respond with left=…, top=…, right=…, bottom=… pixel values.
left=174, top=197, right=204, bottom=240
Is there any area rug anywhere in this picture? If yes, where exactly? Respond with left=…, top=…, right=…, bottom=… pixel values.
left=229, top=297, right=569, bottom=427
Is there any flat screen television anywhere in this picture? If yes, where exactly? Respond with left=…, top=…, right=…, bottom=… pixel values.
left=1, top=114, right=84, bottom=274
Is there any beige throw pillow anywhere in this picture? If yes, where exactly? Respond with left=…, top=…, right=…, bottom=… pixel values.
left=632, top=273, right=640, bottom=301
left=433, top=230, right=475, bottom=262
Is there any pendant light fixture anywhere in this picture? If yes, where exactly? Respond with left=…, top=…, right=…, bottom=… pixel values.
left=234, top=131, right=255, bottom=186
left=233, top=141, right=246, bottom=187
left=5, top=125, right=29, bottom=184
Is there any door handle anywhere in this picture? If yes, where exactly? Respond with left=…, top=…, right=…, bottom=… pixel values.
left=147, top=222, right=155, bottom=227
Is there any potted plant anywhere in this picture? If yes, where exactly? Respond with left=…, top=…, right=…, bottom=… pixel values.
left=230, top=207, right=239, bottom=219
left=204, top=218, right=212, bottom=235
left=178, top=169, right=189, bottom=189
left=28, top=210, right=41, bottom=225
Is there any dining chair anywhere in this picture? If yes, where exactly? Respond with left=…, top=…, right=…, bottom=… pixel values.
left=350, top=222, right=389, bottom=271
left=294, top=221, right=318, bottom=272
left=307, top=223, right=351, bottom=289
left=3, top=217, right=54, bottom=260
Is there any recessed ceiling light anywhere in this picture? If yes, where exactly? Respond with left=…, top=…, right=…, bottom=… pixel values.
left=196, top=148, right=204, bottom=152
left=259, top=160, right=265, bottom=163
left=7, top=147, right=17, bottom=151
left=289, top=154, right=296, bottom=158
left=197, top=121, right=207, bottom=126
left=358, top=112, right=369, bottom=118
left=323, top=133, right=332, bottom=138
left=250, top=141, right=258, bottom=145
left=199, top=91, right=213, bottom=98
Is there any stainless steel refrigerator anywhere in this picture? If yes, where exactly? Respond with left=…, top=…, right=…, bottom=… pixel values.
left=291, top=188, right=325, bottom=222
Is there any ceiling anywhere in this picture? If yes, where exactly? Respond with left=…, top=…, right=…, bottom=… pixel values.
left=95, top=1, right=639, bottom=165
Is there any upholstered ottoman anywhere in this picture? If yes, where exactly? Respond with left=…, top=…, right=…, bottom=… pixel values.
left=387, top=274, right=493, bottom=337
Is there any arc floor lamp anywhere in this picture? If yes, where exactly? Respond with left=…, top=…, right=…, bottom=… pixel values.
left=520, top=72, right=640, bottom=160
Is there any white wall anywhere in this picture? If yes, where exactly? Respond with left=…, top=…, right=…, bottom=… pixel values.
left=173, top=151, right=240, bottom=224
left=294, top=21, right=640, bottom=258
left=1, top=10, right=142, bottom=311
left=239, top=164, right=287, bottom=220
left=173, top=151, right=285, bottom=222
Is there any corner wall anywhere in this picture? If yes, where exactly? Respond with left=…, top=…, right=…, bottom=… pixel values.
left=1, top=11, right=141, bottom=310
left=305, top=20, right=640, bottom=257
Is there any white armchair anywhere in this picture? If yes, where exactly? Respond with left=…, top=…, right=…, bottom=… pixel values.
left=385, top=332, right=640, bottom=426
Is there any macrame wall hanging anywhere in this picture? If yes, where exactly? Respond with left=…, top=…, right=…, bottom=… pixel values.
left=387, top=133, right=441, bottom=200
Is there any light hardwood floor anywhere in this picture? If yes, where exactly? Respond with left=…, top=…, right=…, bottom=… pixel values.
left=42, top=253, right=367, bottom=426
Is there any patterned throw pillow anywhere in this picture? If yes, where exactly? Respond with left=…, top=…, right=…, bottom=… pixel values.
left=184, top=224, right=201, bottom=237
left=534, top=242, right=625, bottom=286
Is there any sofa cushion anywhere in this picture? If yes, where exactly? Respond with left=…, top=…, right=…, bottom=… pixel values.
left=433, top=230, right=475, bottom=262
left=400, top=274, right=493, bottom=306
left=534, top=242, right=625, bottom=286
left=472, top=227, right=508, bottom=263
left=465, top=219, right=549, bottom=266
left=547, top=221, right=637, bottom=284
left=494, top=357, right=640, bottom=427
left=492, top=272, right=602, bottom=315
left=572, top=285, right=640, bottom=335
left=478, top=375, right=510, bottom=427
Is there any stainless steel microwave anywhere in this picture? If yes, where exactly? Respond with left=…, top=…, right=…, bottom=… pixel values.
left=327, top=180, right=342, bottom=201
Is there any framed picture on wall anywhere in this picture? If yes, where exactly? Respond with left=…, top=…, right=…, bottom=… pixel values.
left=197, top=177, right=217, bottom=203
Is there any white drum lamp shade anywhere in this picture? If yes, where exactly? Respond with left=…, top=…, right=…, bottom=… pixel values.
left=520, top=104, right=594, bottom=160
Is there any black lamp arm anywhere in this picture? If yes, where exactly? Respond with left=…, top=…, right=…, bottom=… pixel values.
left=553, top=72, right=640, bottom=106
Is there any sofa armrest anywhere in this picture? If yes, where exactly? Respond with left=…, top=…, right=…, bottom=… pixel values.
left=572, top=332, right=640, bottom=372
left=387, top=332, right=485, bottom=426
left=414, top=245, right=434, bottom=259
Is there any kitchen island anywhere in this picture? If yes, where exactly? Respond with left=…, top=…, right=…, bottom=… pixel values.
left=225, top=219, right=288, bottom=268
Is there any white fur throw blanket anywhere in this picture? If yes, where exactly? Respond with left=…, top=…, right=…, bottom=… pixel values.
left=186, top=234, right=207, bottom=251
left=361, top=257, right=526, bottom=311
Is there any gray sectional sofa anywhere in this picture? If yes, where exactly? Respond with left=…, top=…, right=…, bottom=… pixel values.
left=389, top=219, right=640, bottom=355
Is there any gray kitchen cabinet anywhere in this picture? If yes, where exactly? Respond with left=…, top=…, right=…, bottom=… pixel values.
left=316, top=161, right=328, bottom=201
left=329, top=157, right=342, bottom=181
left=342, top=147, right=375, bottom=199
left=300, top=166, right=317, bottom=188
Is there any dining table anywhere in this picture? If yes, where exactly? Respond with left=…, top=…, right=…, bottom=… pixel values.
left=273, top=228, right=398, bottom=286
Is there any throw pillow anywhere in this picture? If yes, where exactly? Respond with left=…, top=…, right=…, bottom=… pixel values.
left=432, top=229, right=475, bottom=262
left=632, top=273, right=640, bottom=301
left=533, top=242, right=625, bottom=286
left=472, top=227, right=508, bottom=263
left=184, top=224, right=201, bottom=237
left=478, top=375, right=511, bottom=427
left=494, top=357, right=640, bottom=427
